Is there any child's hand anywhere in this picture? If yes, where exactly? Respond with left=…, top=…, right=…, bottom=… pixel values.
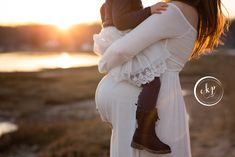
left=150, top=2, right=168, bottom=14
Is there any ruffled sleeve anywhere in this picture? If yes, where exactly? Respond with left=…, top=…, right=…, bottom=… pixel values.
left=99, top=3, right=189, bottom=73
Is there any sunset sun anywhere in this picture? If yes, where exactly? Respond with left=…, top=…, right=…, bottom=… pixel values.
left=0, top=0, right=234, bottom=27
left=1, top=0, right=104, bottom=27
left=56, top=22, right=73, bottom=30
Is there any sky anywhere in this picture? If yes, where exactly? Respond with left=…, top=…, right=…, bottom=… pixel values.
left=1, top=0, right=234, bottom=28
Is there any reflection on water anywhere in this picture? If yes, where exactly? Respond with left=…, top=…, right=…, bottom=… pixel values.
left=0, top=122, right=18, bottom=137
left=0, top=52, right=100, bottom=72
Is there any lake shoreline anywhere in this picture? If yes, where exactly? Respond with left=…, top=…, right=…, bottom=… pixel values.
left=0, top=51, right=100, bottom=72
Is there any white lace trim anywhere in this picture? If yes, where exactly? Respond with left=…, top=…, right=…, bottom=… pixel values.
left=111, top=60, right=167, bottom=87
left=130, top=62, right=167, bottom=86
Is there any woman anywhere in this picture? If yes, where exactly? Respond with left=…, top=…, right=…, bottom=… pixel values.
left=95, top=0, right=226, bottom=157
left=94, top=0, right=171, bottom=154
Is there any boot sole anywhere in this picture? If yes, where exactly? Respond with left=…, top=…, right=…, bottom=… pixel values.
left=131, top=141, right=171, bottom=154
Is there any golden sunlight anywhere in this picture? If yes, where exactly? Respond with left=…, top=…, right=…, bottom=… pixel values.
left=57, top=52, right=73, bottom=69
left=56, top=23, right=73, bottom=30
left=0, top=0, right=104, bottom=27
left=0, top=52, right=100, bottom=72
left=0, top=0, right=234, bottom=27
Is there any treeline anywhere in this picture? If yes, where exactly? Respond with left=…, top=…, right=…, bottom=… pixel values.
left=0, top=19, right=234, bottom=52
left=0, top=23, right=102, bottom=52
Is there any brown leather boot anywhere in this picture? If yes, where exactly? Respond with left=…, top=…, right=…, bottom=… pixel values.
left=131, top=108, right=171, bottom=154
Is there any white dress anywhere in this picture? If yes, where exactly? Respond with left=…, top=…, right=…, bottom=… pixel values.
left=95, top=3, right=197, bottom=157
left=93, top=25, right=170, bottom=87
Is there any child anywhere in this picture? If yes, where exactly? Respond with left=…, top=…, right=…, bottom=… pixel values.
left=94, top=0, right=171, bottom=154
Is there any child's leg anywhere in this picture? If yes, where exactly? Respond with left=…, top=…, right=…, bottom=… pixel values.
left=131, top=77, right=171, bottom=154
left=137, top=77, right=160, bottom=109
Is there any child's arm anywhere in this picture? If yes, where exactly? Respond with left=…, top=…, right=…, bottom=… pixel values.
left=112, top=0, right=168, bottom=30
left=94, top=1, right=114, bottom=57
left=100, top=3, right=106, bottom=24
left=102, top=0, right=114, bottom=27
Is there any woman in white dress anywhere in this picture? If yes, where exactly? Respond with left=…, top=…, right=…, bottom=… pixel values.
left=95, top=0, right=226, bottom=157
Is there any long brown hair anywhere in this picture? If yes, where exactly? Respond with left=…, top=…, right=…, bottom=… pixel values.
left=167, top=0, right=228, bottom=59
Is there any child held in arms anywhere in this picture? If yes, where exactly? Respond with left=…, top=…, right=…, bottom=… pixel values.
left=94, top=0, right=171, bottom=154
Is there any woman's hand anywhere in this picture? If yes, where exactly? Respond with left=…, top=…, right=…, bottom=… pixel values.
left=150, top=2, right=168, bottom=14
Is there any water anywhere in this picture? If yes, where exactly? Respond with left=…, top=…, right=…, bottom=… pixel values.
left=0, top=122, right=18, bottom=137
left=0, top=49, right=234, bottom=73
left=0, top=51, right=100, bottom=72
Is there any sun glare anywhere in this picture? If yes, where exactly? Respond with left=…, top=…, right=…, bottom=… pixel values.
left=0, top=52, right=100, bottom=72
left=0, top=0, right=104, bottom=26
left=57, top=52, right=73, bottom=69
left=0, top=0, right=234, bottom=27
left=56, top=23, right=73, bottom=30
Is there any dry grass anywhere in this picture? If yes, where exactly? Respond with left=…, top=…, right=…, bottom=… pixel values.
left=0, top=54, right=234, bottom=157
left=0, top=66, right=106, bottom=157
left=0, top=66, right=104, bottom=113
left=180, top=54, right=235, bottom=157
left=38, top=119, right=111, bottom=157
left=0, top=119, right=111, bottom=157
